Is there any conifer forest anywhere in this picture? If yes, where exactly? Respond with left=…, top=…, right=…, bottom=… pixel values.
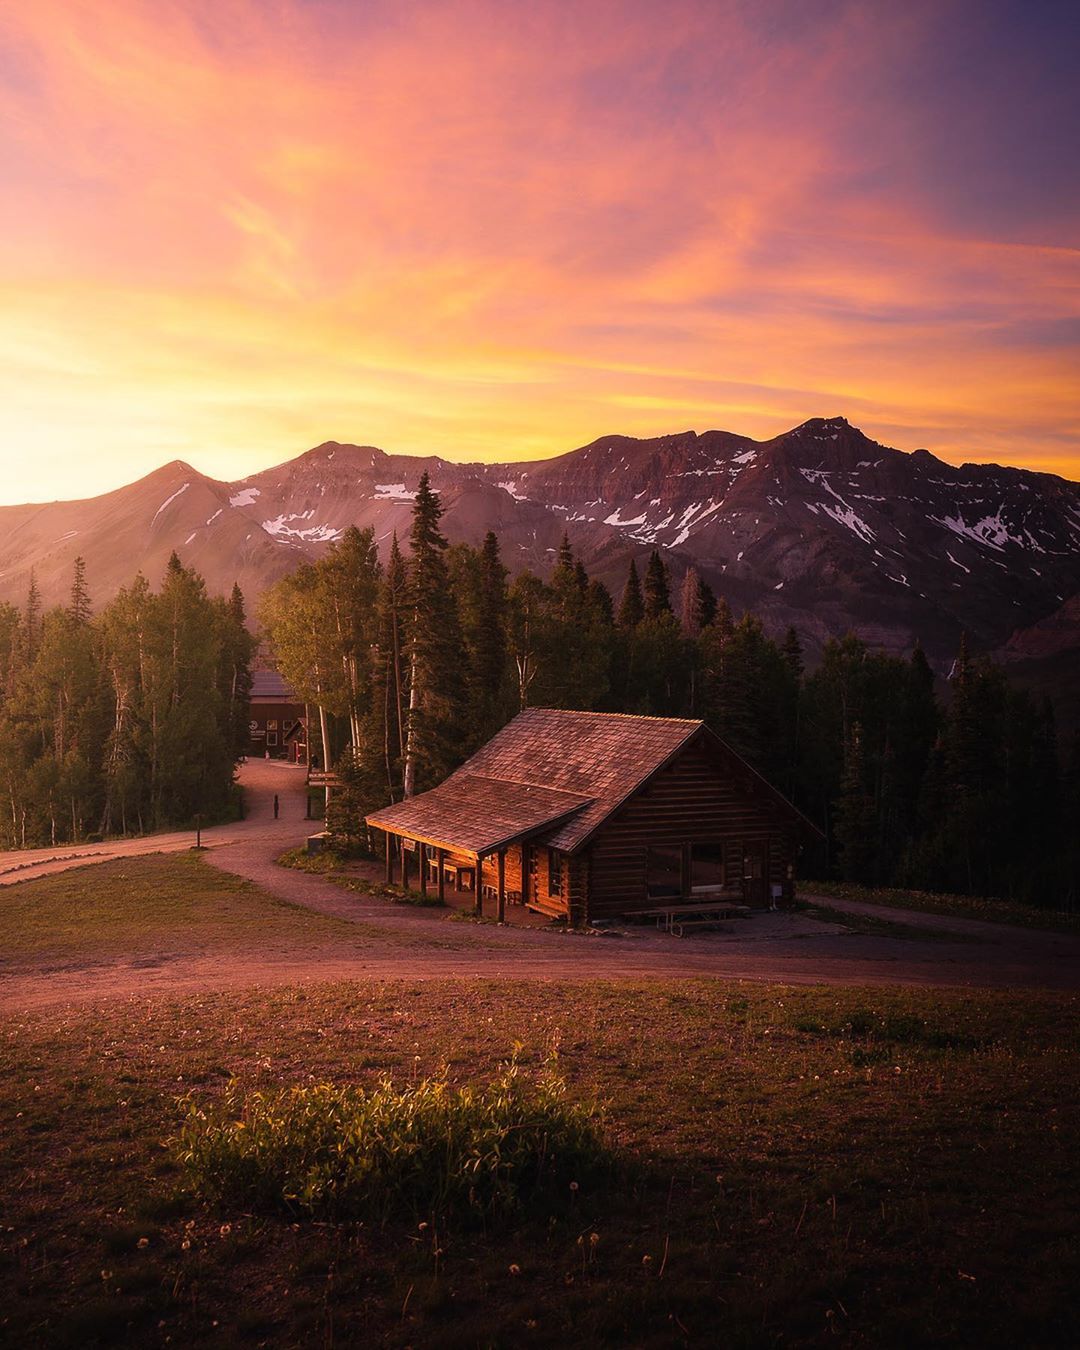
left=0, top=554, right=254, bottom=846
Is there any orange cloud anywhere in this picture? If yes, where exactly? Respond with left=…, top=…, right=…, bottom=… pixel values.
left=0, top=0, right=1076, bottom=503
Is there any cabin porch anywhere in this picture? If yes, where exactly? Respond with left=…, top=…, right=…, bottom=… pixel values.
left=376, top=829, right=572, bottom=923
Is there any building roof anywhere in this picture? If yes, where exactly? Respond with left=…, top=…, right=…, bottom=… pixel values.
left=367, top=774, right=593, bottom=855
left=250, top=669, right=297, bottom=700
left=367, top=708, right=714, bottom=855
left=452, top=708, right=703, bottom=851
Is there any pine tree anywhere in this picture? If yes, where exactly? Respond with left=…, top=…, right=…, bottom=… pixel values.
left=616, top=560, right=645, bottom=629
left=474, top=531, right=510, bottom=737
left=361, top=534, right=410, bottom=801
left=69, top=557, right=92, bottom=625
left=23, top=570, right=41, bottom=664
left=220, top=583, right=256, bottom=760
left=780, top=627, right=803, bottom=680
left=685, top=570, right=718, bottom=635
left=643, top=550, right=672, bottom=620
left=402, top=473, right=467, bottom=796
left=587, top=578, right=614, bottom=626
left=834, top=722, right=877, bottom=881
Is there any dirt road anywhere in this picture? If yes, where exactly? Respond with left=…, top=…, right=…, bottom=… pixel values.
left=0, top=759, right=311, bottom=887
left=2, top=759, right=1078, bottom=1008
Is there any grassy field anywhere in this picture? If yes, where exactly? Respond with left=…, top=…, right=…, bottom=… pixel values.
left=801, top=879, right=1080, bottom=933
left=3, top=976, right=1078, bottom=1348
left=0, top=854, right=358, bottom=965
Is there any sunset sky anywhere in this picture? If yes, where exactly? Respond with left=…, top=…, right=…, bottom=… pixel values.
left=0, top=0, right=1077, bottom=505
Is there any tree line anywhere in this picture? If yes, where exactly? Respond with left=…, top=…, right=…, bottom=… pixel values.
left=261, top=474, right=1080, bottom=909
left=0, top=554, right=254, bottom=847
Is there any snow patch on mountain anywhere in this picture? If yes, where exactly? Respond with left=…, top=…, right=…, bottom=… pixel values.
left=152, top=483, right=189, bottom=527
left=229, top=487, right=260, bottom=508
left=931, top=511, right=1027, bottom=552
left=820, top=502, right=876, bottom=543
left=374, top=483, right=415, bottom=501
left=262, top=514, right=343, bottom=543
left=603, top=507, right=648, bottom=528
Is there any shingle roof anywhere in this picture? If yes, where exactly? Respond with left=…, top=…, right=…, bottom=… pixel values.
left=452, top=709, right=702, bottom=851
left=365, top=774, right=593, bottom=855
left=366, top=709, right=703, bottom=855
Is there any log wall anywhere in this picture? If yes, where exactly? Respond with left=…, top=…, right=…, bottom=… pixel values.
left=585, top=736, right=796, bottom=922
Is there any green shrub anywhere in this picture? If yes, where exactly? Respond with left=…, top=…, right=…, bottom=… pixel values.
left=174, top=1057, right=606, bottom=1223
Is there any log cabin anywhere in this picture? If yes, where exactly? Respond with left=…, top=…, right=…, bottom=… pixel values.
left=248, top=670, right=308, bottom=764
left=365, top=708, right=818, bottom=925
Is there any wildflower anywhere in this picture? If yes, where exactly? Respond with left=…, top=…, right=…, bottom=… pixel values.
left=589, top=1232, right=599, bottom=1247
left=642, top=1255, right=653, bottom=1268
left=569, top=1180, right=579, bottom=1192
left=219, top=1224, right=232, bottom=1238
left=137, top=1237, right=150, bottom=1249
left=181, top=1239, right=191, bottom=1252
left=509, top=1263, right=521, bottom=1276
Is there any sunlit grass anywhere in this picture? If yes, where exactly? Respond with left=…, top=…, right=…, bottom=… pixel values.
left=176, top=1056, right=607, bottom=1222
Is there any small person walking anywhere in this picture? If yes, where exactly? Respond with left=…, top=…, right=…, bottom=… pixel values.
left=273, top=793, right=280, bottom=819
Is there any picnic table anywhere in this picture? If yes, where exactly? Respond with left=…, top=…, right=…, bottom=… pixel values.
left=632, top=899, right=751, bottom=936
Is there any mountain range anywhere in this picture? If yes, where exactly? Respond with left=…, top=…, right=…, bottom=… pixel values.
left=3, top=416, right=1078, bottom=715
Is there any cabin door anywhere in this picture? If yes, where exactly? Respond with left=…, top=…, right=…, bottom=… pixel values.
left=744, top=842, right=767, bottom=906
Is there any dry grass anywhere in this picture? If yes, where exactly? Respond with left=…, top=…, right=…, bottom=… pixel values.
left=0, top=854, right=357, bottom=966
left=2, top=977, right=1078, bottom=1347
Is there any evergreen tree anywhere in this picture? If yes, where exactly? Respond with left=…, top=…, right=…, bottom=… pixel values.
left=643, top=550, right=672, bottom=620
left=219, top=583, right=256, bottom=760
left=368, top=534, right=409, bottom=797
left=679, top=566, right=715, bottom=635
left=69, top=557, right=92, bottom=625
left=616, top=560, right=645, bottom=629
left=402, top=473, right=467, bottom=796
left=23, top=570, right=41, bottom=664
left=587, top=578, right=614, bottom=626
left=834, top=723, right=877, bottom=881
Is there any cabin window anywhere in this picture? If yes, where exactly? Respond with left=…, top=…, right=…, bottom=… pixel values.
left=548, top=849, right=563, bottom=896
left=690, top=842, right=726, bottom=893
left=267, top=732, right=278, bottom=747
left=646, top=844, right=682, bottom=899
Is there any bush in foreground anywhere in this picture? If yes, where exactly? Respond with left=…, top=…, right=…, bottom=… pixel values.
left=174, top=1058, right=606, bottom=1223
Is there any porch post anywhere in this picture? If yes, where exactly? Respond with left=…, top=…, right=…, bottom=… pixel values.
left=475, top=854, right=484, bottom=916
left=419, top=844, right=428, bottom=898
left=384, top=830, right=394, bottom=884
left=400, top=837, right=409, bottom=890
left=497, top=850, right=506, bottom=923
left=521, top=843, right=529, bottom=906
left=437, top=847, right=446, bottom=903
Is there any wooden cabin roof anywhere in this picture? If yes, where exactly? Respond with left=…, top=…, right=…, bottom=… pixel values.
left=367, top=708, right=709, bottom=855
left=365, top=773, right=593, bottom=856
left=451, top=708, right=704, bottom=852
left=366, top=708, right=817, bottom=857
